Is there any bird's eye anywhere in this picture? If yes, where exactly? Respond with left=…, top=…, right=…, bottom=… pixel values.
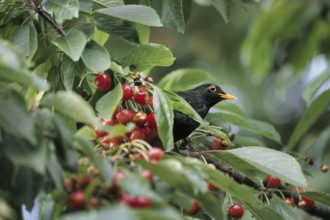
left=209, top=85, right=217, bottom=93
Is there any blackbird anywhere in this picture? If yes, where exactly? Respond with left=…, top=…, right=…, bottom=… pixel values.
left=173, top=83, right=237, bottom=142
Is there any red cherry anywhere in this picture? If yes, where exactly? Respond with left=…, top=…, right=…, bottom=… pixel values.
left=129, top=129, right=146, bottom=140
left=112, top=171, right=126, bottom=184
left=284, top=198, right=295, bottom=207
left=213, top=137, right=227, bottom=150
left=131, top=111, right=148, bottom=127
left=299, top=196, right=314, bottom=210
left=148, top=147, right=164, bottom=162
left=122, top=84, right=133, bottom=100
left=148, top=96, right=154, bottom=109
left=207, top=182, right=217, bottom=191
left=265, top=175, right=281, bottom=188
left=136, top=196, right=152, bottom=208
left=69, top=191, right=86, bottom=209
left=116, top=109, right=133, bottom=124
left=120, top=194, right=139, bottom=207
left=93, top=119, right=116, bottom=137
left=101, top=137, right=121, bottom=149
left=229, top=203, right=244, bottom=218
left=134, top=90, right=148, bottom=105
left=141, top=170, right=153, bottom=182
left=133, top=152, right=145, bottom=160
left=95, top=73, right=111, bottom=91
left=147, top=112, right=156, bottom=128
left=187, top=201, right=200, bottom=215
left=142, top=127, right=157, bottom=142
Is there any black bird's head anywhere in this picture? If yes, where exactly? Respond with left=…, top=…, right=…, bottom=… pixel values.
left=192, top=83, right=237, bottom=108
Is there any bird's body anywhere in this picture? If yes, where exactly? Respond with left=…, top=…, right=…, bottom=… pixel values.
left=172, top=84, right=236, bottom=142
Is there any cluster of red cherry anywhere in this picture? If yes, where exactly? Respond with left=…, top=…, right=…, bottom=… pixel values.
left=94, top=72, right=158, bottom=150
left=64, top=147, right=165, bottom=211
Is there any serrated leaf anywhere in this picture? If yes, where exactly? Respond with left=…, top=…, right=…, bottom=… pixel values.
left=150, top=0, right=186, bottom=33
left=300, top=191, right=330, bottom=207
left=229, top=146, right=307, bottom=187
left=45, top=0, right=79, bottom=24
left=52, top=29, right=88, bottom=61
left=288, top=89, right=330, bottom=149
left=60, top=204, right=137, bottom=220
left=208, top=103, right=281, bottom=143
left=40, top=91, right=97, bottom=125
left=121, top=43, right=175, bottom=71
left=302, top=69, right=330, bottom=104
left=210, top=0, right=229, bottom=23
left=96, top=5, right=162, bottom=27
left=95, top=84, right=122, bottom=119
left=96, top=16, right=139, bottom=43
left=153, top=87, right=174, bottom=151
left=11, top=22, right=37, bottom=57
left=81, top=41, right=111, bottom=72
left=157, top=68, right=214, bottom=92
left=93, top=0, right=124, bottom=8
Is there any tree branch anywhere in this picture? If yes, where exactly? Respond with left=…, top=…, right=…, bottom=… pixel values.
left=27, top=0, right=66, bottom=37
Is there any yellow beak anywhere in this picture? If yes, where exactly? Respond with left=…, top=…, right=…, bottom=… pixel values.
left=220, top=93, right=237, bottom=100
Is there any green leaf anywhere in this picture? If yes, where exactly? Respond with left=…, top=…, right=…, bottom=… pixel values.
left=0, top=88, right=37, bottom=145
left=134, top=206, right=185, bottom=220
left=171, top=92, right=205, bottom=125
left=150, top=0, right=186, bottom=33
left=210, top=0, right=229, bottom=23
left=136, top=159, right=196, bottom=195
left=81, top=41, right=111, bottom=72
left=288, top=89, right=330, bottom=149
left=11, top=22, right=37, bottom=57
left=300, top=191, right=330, bottom=207
left=153, top=87, right=174, bottom=151
left=96, top=16, right=139, bottom=43
left=118, top=173, right=160, bottom=200
left=269, top=196, right=301, bottom=220
left=40, top=91, right=97, bottom=125
left=60, top=204, right=138, bottom=220
left=93, top=0, right=124, bottom=8
left=302, top=68, right=330, bottom=104
left=94, top=156, right=113, bottom=186
left=0, top=40, right=48, bottom=91
left=2, top=132, right=47, bottom=174
left=157, top=68, right=214, bottom=92
left=195, top=189, right=224, bottom=219
left=92, top=28, right=109, bottom=46
left=44, top=0, right=79, bottom=23
left=52, top=29, right=88, bottom=61
left=208, top=103, right=281, bottom=143
left=96, top=84, right=123, bottom=119
left=61, top=55, right=86, bottom=90
left=121, top=43, right=175, bottom=71
left=229, top=146, right=307, bottom=187
left=96, top=5, right=162, bottom=27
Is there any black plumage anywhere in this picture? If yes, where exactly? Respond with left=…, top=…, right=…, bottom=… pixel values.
left=173, top=83, right=237, bottom=142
